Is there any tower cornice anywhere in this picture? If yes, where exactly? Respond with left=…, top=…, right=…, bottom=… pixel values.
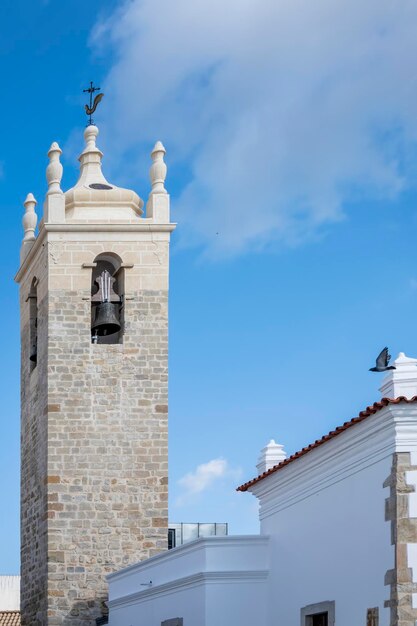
left=15, top=221, right=176, bottom=284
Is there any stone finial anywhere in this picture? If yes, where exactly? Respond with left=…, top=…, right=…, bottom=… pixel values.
left=20, top=193, right=38, bottom=263
left=22, top=193, right=37, bottom=242
left=379, top=352, right=417, bottom=399
left=76, top=124, right=109, bottom=188
left=46, top=142, right=63, bottom=195
left=150, top=141, right=167, bottom=194
left=256, top=439, right=287, bottom=475
left=83, top=125, right=100, bottom=154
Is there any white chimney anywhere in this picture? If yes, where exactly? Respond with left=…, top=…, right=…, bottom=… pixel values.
left=256, top=439, right=287, bottom=475
left=379, top=352, right=417, bottom=399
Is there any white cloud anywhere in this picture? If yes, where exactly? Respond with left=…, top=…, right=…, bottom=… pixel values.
left=91, top=0, right=417, bottom=256
left=176, top=458, right=240, bottom=506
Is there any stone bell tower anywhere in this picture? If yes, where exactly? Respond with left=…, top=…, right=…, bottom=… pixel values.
left=16, top=124, right=174, bottom=625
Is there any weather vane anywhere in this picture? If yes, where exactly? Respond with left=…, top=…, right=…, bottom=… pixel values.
left=83, top=81, right=104, bottom=125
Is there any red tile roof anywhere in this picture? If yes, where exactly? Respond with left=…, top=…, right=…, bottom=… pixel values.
left=237, top=396, right=417, bottom=492
left=0, top=612, right=20, bottom=626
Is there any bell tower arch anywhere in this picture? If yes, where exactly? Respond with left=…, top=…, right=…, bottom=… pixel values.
left=91, top=253, right=124, bottom=344
left=16, top=126, right=174, bottom=625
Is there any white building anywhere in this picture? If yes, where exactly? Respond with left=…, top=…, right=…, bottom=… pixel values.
left=107, top=353, right=417, bottom=626
left=0, top=577, right=20, bottom=625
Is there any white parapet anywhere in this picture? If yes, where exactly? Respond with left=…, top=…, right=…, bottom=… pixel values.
left=380, top=352, right=417, bottom=399
left=107, top=535, right=269, bottom=626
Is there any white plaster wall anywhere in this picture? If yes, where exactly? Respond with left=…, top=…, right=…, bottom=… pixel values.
left=108, top=536, right=269, bottom=626
left=0, top=576, right=20, bottom=610
left=109, top=536, right=267, bottom=601
left=110, top=584, right=205, bottom=626
left=205, top=579, right=268, bottom=626
left=261, top=456, right=392, bottom=625
left=252, top=407, right=396, bottom=626
left=109, top=579, right=267, bottom=626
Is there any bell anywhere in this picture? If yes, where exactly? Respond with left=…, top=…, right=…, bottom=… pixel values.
left=92, top=301, right=121, bottom=337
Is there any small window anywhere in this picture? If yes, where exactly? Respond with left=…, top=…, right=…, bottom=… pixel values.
left=168, top=528, right=176, bottom=550
left=28, top=277, right=38, bottom=370
left=301, top=601, right=335, bottom=626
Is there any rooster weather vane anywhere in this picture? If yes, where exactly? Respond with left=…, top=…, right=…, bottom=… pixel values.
left=83, top=81, right=104, bottom=125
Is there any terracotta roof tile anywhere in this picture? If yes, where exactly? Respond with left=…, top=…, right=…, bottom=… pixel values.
left=0, top=612, right=21, bottom=626
left=237, top=396, right=417, bottom=492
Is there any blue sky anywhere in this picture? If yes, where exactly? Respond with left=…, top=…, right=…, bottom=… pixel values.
left=2, top=0, right=417, bottom=573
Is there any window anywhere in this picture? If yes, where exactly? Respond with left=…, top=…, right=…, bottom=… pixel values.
left=301, top=601, right=335, bottom=626
left=91, top=254, right=124, bottom=345
left=168, top=529, right=176, bottom=550
left=28, top=277, right=38, bottom=370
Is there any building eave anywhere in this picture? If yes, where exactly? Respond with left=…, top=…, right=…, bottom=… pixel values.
left=237, top=396, right=417, bottom=492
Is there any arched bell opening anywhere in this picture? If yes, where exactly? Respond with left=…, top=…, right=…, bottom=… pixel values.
left=91, top=253, right=124, bottom=345
left=28, top=277, right=38, bottom=370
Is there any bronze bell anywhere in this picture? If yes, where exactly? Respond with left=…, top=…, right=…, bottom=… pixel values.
left=91, top=301, right=121, bottom=337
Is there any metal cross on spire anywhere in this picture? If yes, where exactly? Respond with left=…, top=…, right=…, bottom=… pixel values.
left=83, top=81, right=104, bottom=126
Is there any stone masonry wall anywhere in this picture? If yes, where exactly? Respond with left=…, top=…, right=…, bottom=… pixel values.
left=20, top=236, right=170, bottom=625
left=384, top=452, right=417, bottom=625
left=20, top=248, right=49, bottom=626
left=47, top=288, right=168, bottom=625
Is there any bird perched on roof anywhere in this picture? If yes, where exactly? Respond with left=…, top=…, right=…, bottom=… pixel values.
left=369, top=347, right=396, bottom=372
